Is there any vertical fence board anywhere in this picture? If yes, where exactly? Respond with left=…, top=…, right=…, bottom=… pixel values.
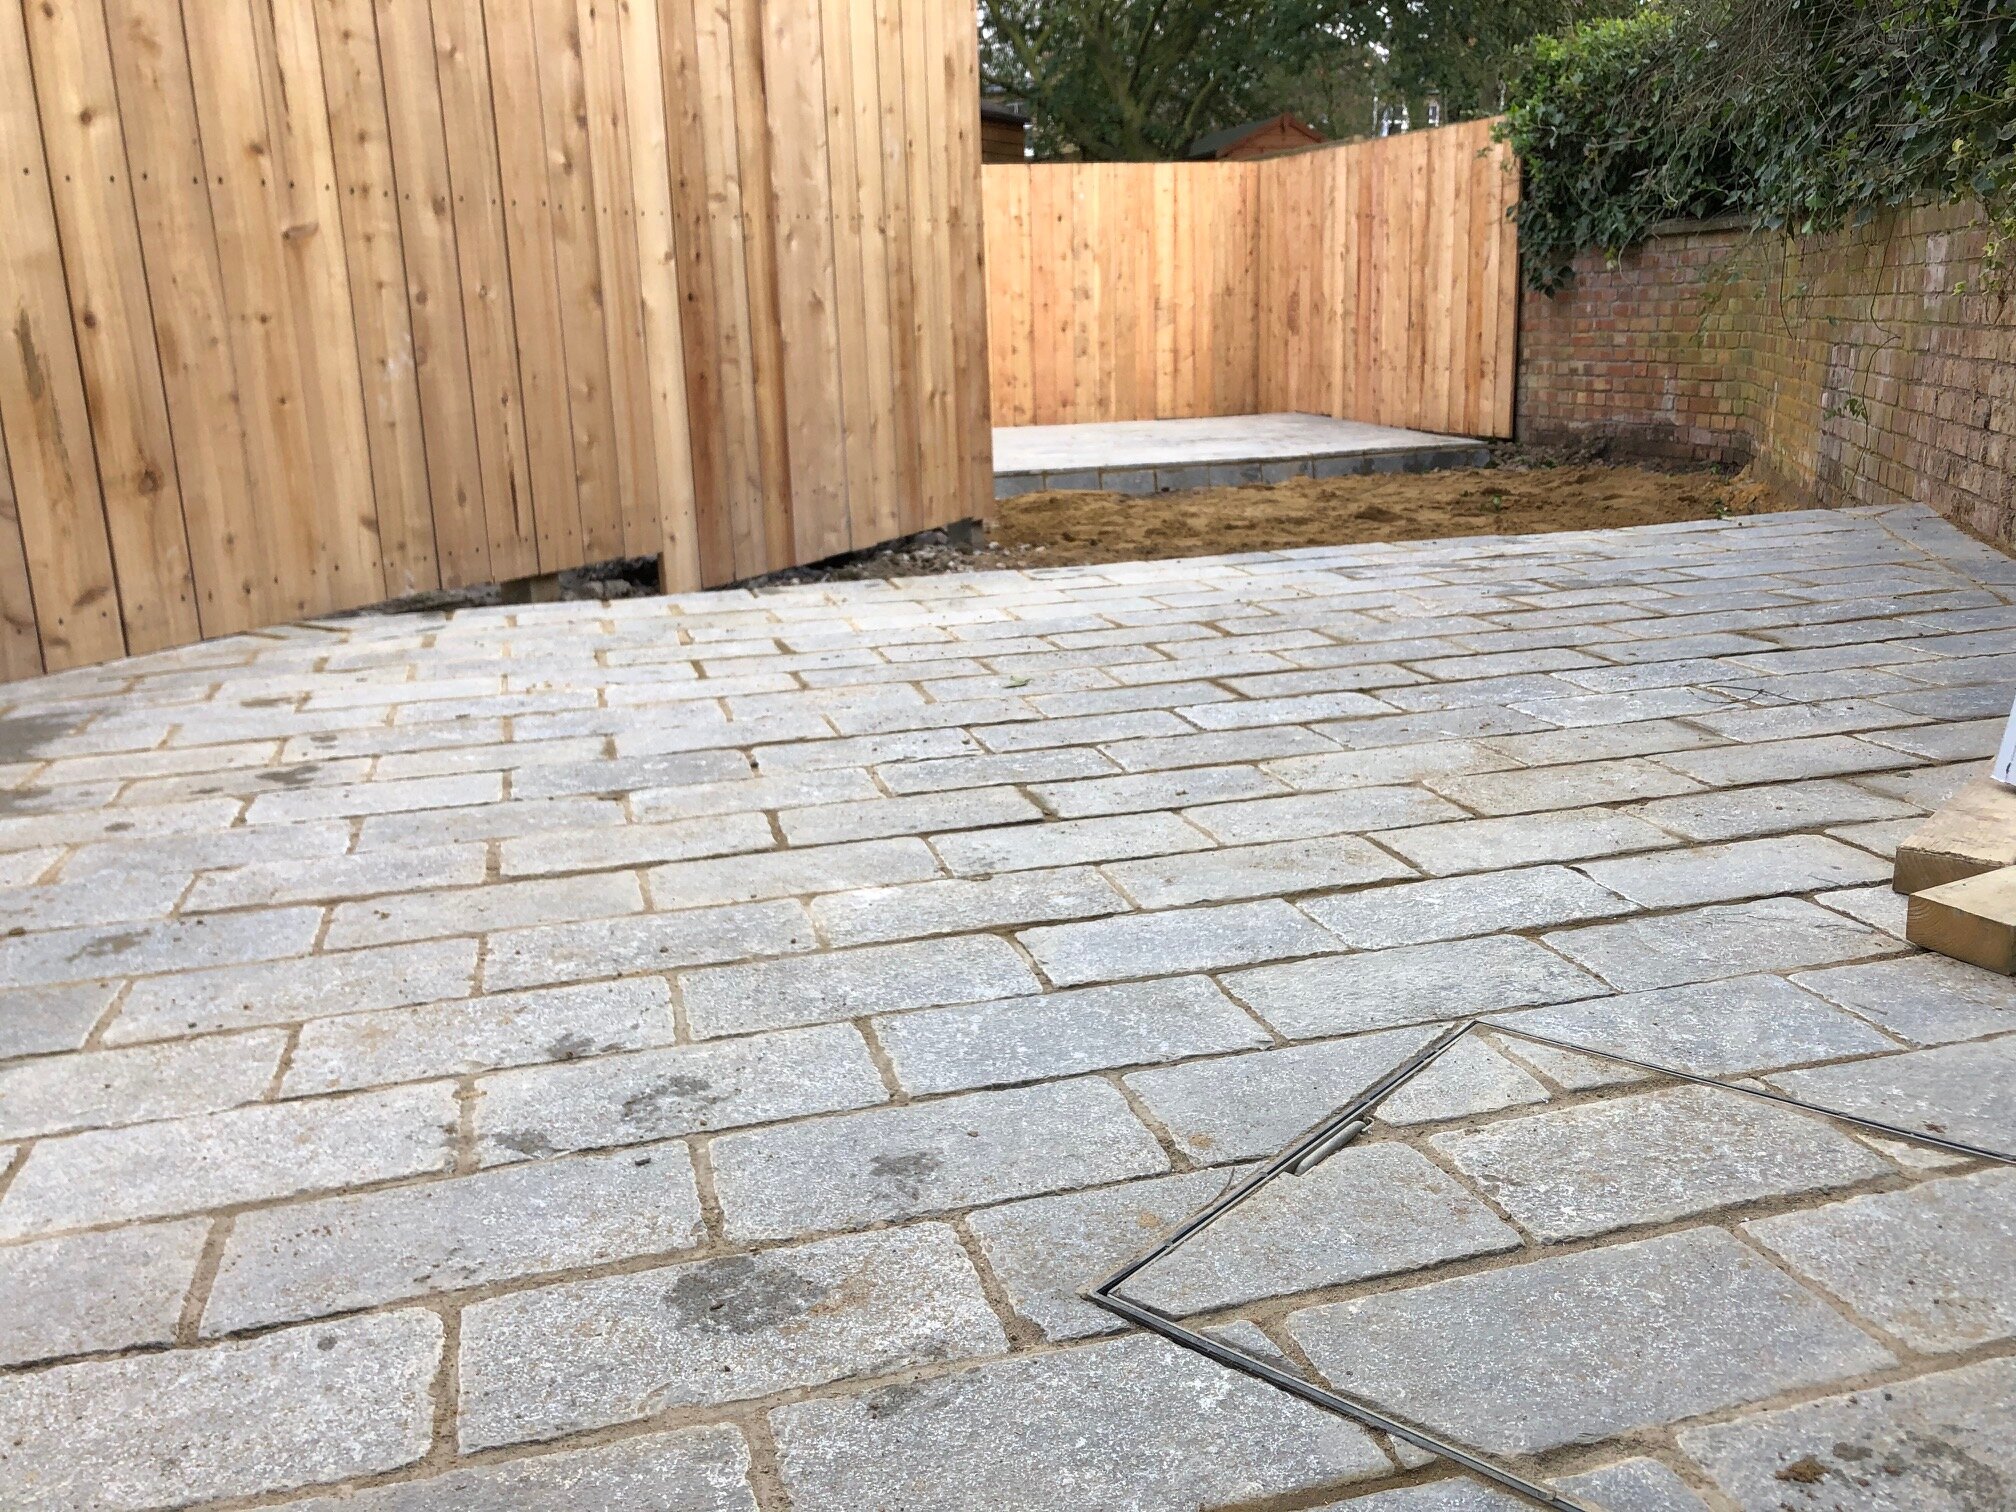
left=24, top=0, right=199, bottom=653
left=0, top=418, right=42, bottom=679
left=317, top=0, right=442, bottom=597
left=370, top=0, right=491, bottom=587
left=427, top=0, right=540, bottom=581
left=0, top=0, right=123, bottom=668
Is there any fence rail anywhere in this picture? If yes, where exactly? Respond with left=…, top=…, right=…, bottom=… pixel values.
left=0, top=0, right=988, bottom=680
left=983, top=119, right=1518, bottom=438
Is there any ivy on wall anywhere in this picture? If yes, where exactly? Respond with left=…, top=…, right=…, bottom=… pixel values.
left=1498, top=0, right=2016, bottom=291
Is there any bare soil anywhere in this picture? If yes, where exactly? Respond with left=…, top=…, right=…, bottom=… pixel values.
left=987, top=463, right=1798, bottom=567
left=747, top=457, right=1804, bottom=585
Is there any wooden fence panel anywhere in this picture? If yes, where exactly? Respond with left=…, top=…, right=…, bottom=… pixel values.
left=0, top=0, right=989, bottom=680
left=987, top=119, right=1518, bottom=437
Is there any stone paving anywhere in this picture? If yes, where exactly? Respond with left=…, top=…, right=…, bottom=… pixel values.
left=0, top=502, right=2012, bottom=1510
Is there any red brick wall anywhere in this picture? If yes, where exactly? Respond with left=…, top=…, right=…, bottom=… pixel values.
left=1517, top=202, right=2016, bottom=548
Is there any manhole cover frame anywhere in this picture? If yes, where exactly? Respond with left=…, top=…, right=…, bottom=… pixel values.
left=1082, top=1017, right=2016, bottom=1512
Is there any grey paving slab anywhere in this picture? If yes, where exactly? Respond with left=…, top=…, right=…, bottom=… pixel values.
left=708, top=1078, right=1168, bottom=1241
left=811, top=866, right=1128, bottom=944
left=480, top=897, right=816, bottom=992
left=497, top=811, right=775, bottom=877
left=0, top=906, right=324, bottom=989
left=1127, top=1142, right=1520, bottom=1313
left=1792, top=954, right=2016, bottom=1045
left=1029, top=763, right=1286, bottom=819
left=782, top=786, right=1042, bottom=846
left=325, top=870, right=644, bottom=950
left=0, top=1029, right=286, bottom=1139
left=1373, top=807, right=1678, bottom=876
left=1300, top=864, right=1635, bottom=949
left=681, top=933, right=1038, bottom=1037
left=471, top=1023, right=886, bottom=1164
left=1183, top=785, right=1465, bottom=844
left=458, top=1224, right=1005, bottom=1448
left=1744, top=1168, right=2016, bottom=1353
left=283, top=978, right=676, bottom=1094
left=1544, top=897, right=1900, bottom=991
left=186, top=843, right=489, bottom=910
left=1490, top=972, right=1897, bottom=1078
left=1427, top=757, right=1705, bottom=816
left=874, top=975, right=1269, bottom=1094
left=768, top=1332, right=1392, bottom=1512
left=1104, top=833, right=1414, bottom=907
left=1227, top=934, right=1607, bottom=1039
left=108, top=938, right=478, bottom=1044
left=1677, top=1356, right=2016, bottom=1512
left=1431, top=1084, right=1891, bottom=1242
left=1263, top=739, right=1520, bottom=792
left=965, top=1169, right=1235, bottom=1340
left=1020, top=899, right=1346, bottom=986
left=0, top=980, right=120, bottom=1058
left=881, top=745, right=1117, bottom=794
left=1575, top=833, right=1892, bottom=907
left=648, top=836, right=942, bottom=909
left=0, top=1310, right=441, bottom=1510
left=0, top=1219, right=208, bottom=1365
left=276, top=1426, right=757, bottom=1512
left=1288, top=1228, right=1895, bottom=1457
left=1765, top=1037, right=2016, bottom=1152
left=0, top=1084, right=459, bottom=1237
left=1653, top=734, right=1913, bottom=787
left=1626, top=777, right=1920, bottom=843
left=205, top=1146, right=704, bottom=1333
left=931, top=811, right=1212, bottom=875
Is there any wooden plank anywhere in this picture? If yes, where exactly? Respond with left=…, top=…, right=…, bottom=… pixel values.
left=727, top=0, right=794, bottom=566
left=0, top=0, right=122, bottom=667
left=482, top=0, right=584, bottom=572
left=425, top=0, right=540, bottom=582
left=259, top=0, right=388, bottom=612
left=658, top=0, right=739, bottom=582
left=1491, top=130, right=1519, bottom=438
left=903, top=0, right=955, bottom=527
left=840, top=0, right=899, bottom=536
left=1907, top=866, right=2016, bottom=975
left=103, top=0, right=270, bottom=635
left=315, top=0, right=442, bottom=598
left=528, top=0, right=623, bottom=563
left=871, top=0, right=922, bottom=529
left=369, top=0, right=491, bottom=587
left=576, top=0, right=660, bottom=560
left=764, top=0, right=850, bottom=562
left=617, top=0, right=702, bottom=591
left=419, top=0, right=534, bottom=579
left=24, top=0, right=199, bottom=652
left=947, top=0, right=991, bottom=510
left=0, top=416, right=43, bottom=679
left=819, top=0, right=879, bottom=548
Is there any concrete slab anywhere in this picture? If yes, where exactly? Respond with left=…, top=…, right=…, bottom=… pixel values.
left=992, top=412, right=1487, bottom=496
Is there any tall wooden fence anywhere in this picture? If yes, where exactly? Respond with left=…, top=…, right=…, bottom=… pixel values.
left=983, top=118, right=1517, bottom=438
left=0, top=0, right=988, bottom=681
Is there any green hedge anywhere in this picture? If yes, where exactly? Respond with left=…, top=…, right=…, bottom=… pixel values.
left=1498, top=1, right=2016, bottom=291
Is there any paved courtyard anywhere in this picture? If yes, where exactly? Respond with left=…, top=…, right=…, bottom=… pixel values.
left=0, top=501, right=2013, bottom=1510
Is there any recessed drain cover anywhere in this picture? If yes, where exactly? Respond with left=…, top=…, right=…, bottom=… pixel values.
left=1083, top=1019, right=2016, bottom=1511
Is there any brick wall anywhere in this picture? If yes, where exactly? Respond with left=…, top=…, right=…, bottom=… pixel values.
left=1517, top=202, right=2016, bottom=548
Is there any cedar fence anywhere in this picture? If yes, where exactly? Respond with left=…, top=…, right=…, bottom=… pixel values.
left=983, top=118, right=1518, bottom=438
left=0, top=0, right=989, bottom=680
